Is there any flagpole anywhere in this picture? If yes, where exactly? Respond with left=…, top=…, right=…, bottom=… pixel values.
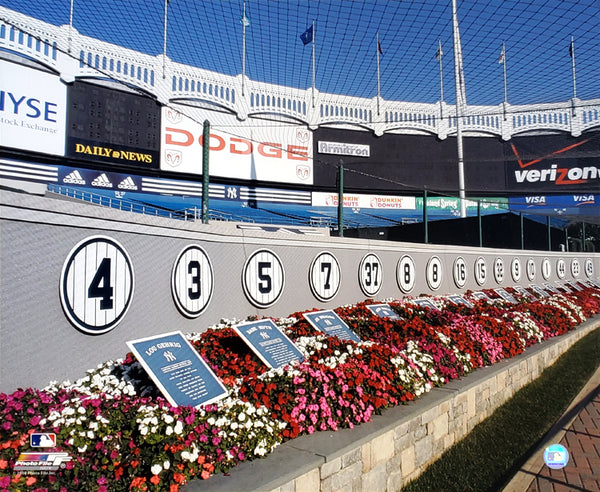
left=376, top=31, right=381, bottom=116
left=437, top=40, right=444, bottom=102
left=502, top=42, right=507, bottom=104
left=570, top=36, right=577, bottom=100
left=311, top=20, right=316, bottom=108
left=68, top=0, right=74, bottom=53
left=242, top=1, right=247, bottom=96
left=163, top=0, right=168, bottom=79
left=452, top=0, right=467, bottom=218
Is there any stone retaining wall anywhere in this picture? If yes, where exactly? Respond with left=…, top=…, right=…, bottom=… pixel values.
left=190, top=315, right=600, bottom=492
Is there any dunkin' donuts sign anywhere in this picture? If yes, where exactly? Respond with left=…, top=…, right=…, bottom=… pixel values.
left=161, top=107, right=313, bottom=185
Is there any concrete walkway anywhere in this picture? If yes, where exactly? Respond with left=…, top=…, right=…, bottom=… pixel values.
left=503, top=365, right=600, bottom=492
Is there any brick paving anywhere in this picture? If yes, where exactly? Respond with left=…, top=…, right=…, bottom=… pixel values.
left=504, top=371, right=600, bottom=492
left=526, top=390, right=600, bottom=492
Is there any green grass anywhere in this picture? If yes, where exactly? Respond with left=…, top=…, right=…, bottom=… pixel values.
left=403, top=326, right=600, bottom=492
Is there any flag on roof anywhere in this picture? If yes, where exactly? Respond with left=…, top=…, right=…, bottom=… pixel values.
left=300, top=25, right=313, bottom=45
left=569, top=37, right=574, bottom=58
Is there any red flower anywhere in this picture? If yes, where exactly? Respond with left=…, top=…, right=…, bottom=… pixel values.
left=173, top=472, right=186, bottom=484
left=129, top=476, right=146, bottom=490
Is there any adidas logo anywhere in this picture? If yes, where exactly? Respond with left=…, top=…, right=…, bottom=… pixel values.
left=63, top=170, right=86, bottom=185
left=118, top=177, right=138, bottom=190
left=91, top=173, right=113, bottom=188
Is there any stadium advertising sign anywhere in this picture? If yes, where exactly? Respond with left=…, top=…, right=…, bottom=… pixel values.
left=416, top=197, right=508, bottom=213
left=0, top=60, right=67, bottom=156
left=510, top=194, right=598, bottom=210
left=59, top=167, right=141, bottom=191
left=66, top=80, right=160, bottom=168
left=318, top=141, right=370, bottom=157
left=505, top=133, right=600, bottom=192
left=312, top=127, right=506, bottom=193
left=161, top=106, right=313, bottom=185
left=312, top=192, right=416, bottom=210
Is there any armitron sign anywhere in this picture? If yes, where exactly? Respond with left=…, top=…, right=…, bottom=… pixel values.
left=161, top=106, right=313, bottom=185
left=318, top=141, right=370, bottom=157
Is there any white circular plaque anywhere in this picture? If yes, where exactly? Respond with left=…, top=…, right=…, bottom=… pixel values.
left=359, top=253, right=383, bottom=296
left=511, top=258, right=522, bottom=282
left=309, top=251, right=341, bottom=302
left=242, top=249, right=285, bottom=308
left=474, top=257, right=487, bottom=286
left=397, top=255, right=416, bottom=293
left=171, top=245, right=214, bottom=318
left=426, top=256, right=443, bottom=291
left=60, top=236, right=134, bottom=334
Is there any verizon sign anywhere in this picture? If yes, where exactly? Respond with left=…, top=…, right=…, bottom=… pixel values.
left=505, top=135, right=600, bottom=192
left=318, top=141, right=370, bottom=158
left=161, top=106, right=313, bottom=185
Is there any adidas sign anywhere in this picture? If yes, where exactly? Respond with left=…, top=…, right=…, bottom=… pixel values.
left=91, top=173, right=113, bottom=188
left=118, top=177, right=138, bottom=190
left=63, top=170, right=86, bottom=185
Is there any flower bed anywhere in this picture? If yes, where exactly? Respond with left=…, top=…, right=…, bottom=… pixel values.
left=1, top=287, right=600, bottom=491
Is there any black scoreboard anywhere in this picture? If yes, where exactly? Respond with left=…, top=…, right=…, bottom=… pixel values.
left=66, top=81, right=160, bottom=169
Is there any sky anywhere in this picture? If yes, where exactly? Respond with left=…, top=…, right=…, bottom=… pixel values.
left=1, top=0, right=599, bottom=107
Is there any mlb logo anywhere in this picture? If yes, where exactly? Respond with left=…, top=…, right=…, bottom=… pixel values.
left=30, top=433, right=56, bottom=448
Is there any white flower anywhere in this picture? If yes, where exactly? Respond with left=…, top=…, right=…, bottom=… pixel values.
left=87, top=430, right=95, bottom=439
left=174, top=421, right=184, bottom=435
left=165, top=426, right=173, bottom=436
left=164, top=460, right=170, bottom=470
left=78, top=445, right=87, bottom=453
left=163, top=414, right=174, bottom=424
left=151, top=464, right=162, bottom=475
left=238, top=412, right=246, bottom=422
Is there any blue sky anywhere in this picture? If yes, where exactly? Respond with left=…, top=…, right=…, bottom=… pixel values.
left=2, top=0, right=599, bottom=106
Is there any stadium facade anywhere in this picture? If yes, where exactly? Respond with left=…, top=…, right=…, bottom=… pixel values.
left=1, top=5, right=599, bottom=217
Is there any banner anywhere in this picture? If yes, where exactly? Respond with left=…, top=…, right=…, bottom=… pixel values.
left=416, top=196, right=508, bottom=213
left=161, top=106, right=313, bottom=185
left=313, top=127, right=600, bottom=194
left=510, top=195, right=597, bottom=209
left=312, top=192, right=416, bottom=209
left=0, top=60, right=67, bottom=156
left=504, top=133, right=600, bottom=192
left=312, top=127, right=505, bottom=193
left=66, top=81, right=160, bottom=168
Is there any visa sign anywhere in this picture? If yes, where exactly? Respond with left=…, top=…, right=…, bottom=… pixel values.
left=161, top=107, right=313, bottom=185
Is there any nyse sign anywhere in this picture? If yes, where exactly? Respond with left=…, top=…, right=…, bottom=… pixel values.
left=0, top=60, right=67, bottom=156
left=161, top=107, right=313, bottom=185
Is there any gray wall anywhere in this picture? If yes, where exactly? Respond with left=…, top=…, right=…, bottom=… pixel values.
left=1, top=189, right=598, bottom=392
